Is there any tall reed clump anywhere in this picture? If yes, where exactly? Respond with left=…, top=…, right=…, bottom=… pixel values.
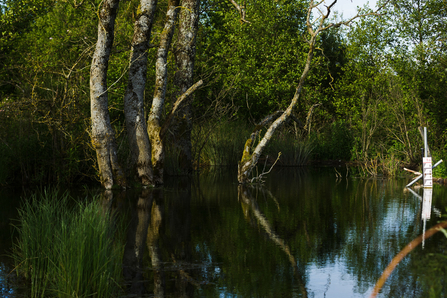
left=267, top=131, right=314, bottom=165
left=11, top=190, right=124, bottom=298
left=195, top=120, right=251, bottom=166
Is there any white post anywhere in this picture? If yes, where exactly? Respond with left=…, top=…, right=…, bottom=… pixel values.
left=421, top=188, right=433, bottom=249
left=423, top=127, right=433, bottom=188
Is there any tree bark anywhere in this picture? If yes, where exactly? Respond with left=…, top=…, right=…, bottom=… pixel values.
left=171, top=0, right=200, bottom=175
left=147, top=0, right=180, bottom=185
left=124, top=0, right=158, bottom=186
left=90, top=0, right=125, bottom=189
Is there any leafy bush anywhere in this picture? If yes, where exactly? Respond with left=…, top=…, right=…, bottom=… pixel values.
left=312, top=120, right=354, bottom=161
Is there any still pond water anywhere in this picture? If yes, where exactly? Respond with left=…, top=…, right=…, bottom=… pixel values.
left=1, top=167, right=447, bottom=297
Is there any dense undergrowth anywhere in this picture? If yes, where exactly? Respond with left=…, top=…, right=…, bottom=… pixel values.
left=11, top=190, right=124, bottom=298
left=1, top=109, right=446, bottom=187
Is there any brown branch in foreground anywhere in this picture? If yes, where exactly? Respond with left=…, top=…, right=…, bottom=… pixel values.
left=370, top=220, right=447, bottom=298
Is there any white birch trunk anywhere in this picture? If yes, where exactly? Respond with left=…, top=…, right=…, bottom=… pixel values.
left=171, top=0, right=200, bottom=174
left=124, top=0, right=158, bottom=186
left=90, top=0, right=125, bottom=189
left=147, top=0, right=180, bottom=184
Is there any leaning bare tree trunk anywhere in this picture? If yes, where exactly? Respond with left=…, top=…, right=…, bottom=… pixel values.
left=237, top=0, right=386, bottom=184
left=238, top=32, right=316, bottom=184
left=90, top=0, right=125, bottom=189
left=171, top=0, right=200, bottom=174
left=147, top=0, right=180, bottom=185
left=124, top=0, right=158, bottom=186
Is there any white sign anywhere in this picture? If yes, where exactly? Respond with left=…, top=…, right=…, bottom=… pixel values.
left=423, top=157, right=433, bottom=188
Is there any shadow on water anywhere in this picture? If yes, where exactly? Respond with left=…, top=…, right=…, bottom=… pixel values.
left=3, top=168, right=447, bottom=297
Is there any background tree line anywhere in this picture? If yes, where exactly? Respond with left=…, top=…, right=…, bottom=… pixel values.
left=1, top=0, right=447, bottom=186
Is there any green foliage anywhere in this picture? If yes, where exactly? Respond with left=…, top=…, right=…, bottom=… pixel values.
left=11, top=190, right=124, bottom=298
left=1, top=0, right=447, bottom=184
left=192, top=120, right=314, bottom=167
left=0, top=107, right=51, bottom=185
left=312, top=120, right=354, bottom=161
left=196, top=0, right=310, bottom=119
left=264, top=128, right=314, bottom=166
left=0, top=0, right=134, bottom=185
left=432, top=150, right=447, bottom=178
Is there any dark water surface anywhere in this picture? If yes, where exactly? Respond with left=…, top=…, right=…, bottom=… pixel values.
left=2, top=167, right=447, bottom=297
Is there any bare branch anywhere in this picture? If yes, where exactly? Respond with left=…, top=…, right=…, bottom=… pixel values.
left=238, top=0, right=390, bottom=184
left=370, top=220, right=447, bottom=298
left=326, top=0, right=391, bottom=30
left=160, top=79, right=203, bottom=139
left=228, top=0, right=250, bottom=23
left=304, top=103, right=321, bottom=135
left=250, top=152, right=282, bottom=183
left=310, top=0, right=391, bottom=34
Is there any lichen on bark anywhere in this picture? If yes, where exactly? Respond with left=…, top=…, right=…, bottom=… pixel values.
left=90, top=0, right=126, bottom=189
left=124, top=0, right=158, bottom=186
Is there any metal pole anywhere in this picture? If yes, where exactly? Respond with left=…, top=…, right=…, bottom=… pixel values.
left=424, top=127, right=428, bottom=157
left=406, top=174, right=423, bottom=187
left=433, top=159, right=443, bottom=168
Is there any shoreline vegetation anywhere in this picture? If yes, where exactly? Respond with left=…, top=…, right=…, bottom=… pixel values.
left=2, top=0, right=447, bottom=295
left=0, top=114, right=445, bottom=187
left=0, top=113, right=447, bottom=187
left=11, top=190, right=124, bottom=298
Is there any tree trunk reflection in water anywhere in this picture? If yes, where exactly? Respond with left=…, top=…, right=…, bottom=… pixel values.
left=147, top=190, right=165, bottom=297
left=120, top=188, right=167, bottom=297
left=119, top=181, right=194, bottom=297
left=165, top=179, right=195, bottom=297
left=122, top=189, right=153, bottom=296
left=238, top=185, right=308, bottom=298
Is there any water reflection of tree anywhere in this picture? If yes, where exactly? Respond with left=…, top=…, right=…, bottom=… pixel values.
left=100, top=171, right=447, bottom=297
left=118, top=178, right=196, bottom=297
left=121, top=188, right=156, bottom=296
left=195, top=171, right=431, bottom=297
left=238, top=185, right=308, bottom=298
left=340, top=179, right=423, bottom=296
